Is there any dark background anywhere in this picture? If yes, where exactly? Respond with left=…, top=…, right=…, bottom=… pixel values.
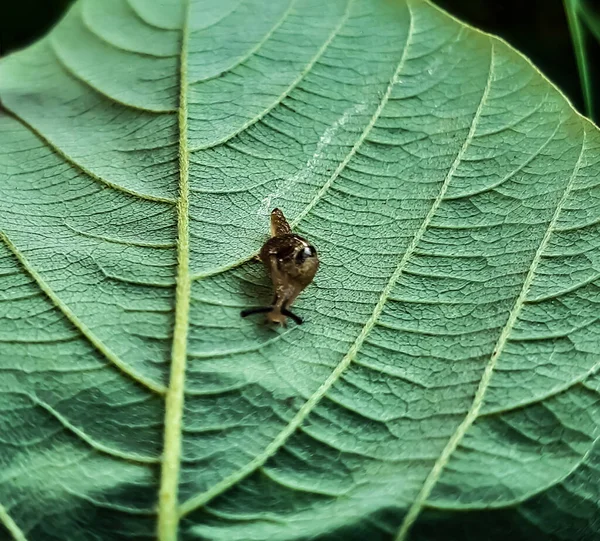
left=0, top=0, right=597, bottom=119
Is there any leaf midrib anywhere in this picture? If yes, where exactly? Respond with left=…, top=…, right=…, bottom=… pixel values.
left=157, top=0, right=192, bottom=538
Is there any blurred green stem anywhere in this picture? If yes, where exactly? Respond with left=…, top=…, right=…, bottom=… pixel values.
left=563, top=0, right=595, bottom=119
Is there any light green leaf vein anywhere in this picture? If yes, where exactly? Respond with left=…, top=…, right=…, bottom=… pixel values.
left=190, top=0, right=297, bottom=84
left=427, top=431, right=600, bottom=510
left=0, top=231, right=167, bottom=396
left=157, top=0, right=191, bottom=537
left=188, top=0, right=352, bottom=152
left=481, top=318, right=600, bottom=417
left=27, top=393, right=159, bottom=465
left=49, top=35, right=177, bottom=113
left=394, top=118, right=587, bottom=541
left=178, top=7, right=423, bottom=516
left=64, top=222, right=176, bottom=249
left=0, top=503, right=27, bottom=541
left=8, top=113, right=176, bottom=204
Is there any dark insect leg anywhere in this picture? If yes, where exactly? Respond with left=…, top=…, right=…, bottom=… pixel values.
left=240, top=306, right=273, bottom=318
left=281, top=307, right=303, bottom=325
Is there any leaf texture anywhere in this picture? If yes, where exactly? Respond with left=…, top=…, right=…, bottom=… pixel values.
left=1, top=0, right=600, bottom=540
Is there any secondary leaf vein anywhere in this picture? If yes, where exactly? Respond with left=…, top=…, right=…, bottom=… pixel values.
left=394, top=105, right=587, bottom=541
left=178, top=3, right=417, bottom=516
left=27, top=393, right=159, bottom=464
left=49, top=34, right=177, bottom=114
left=188, top=0, right=353, bottom=152
left=189, top=0, right=297, bottom=84
left=6, top=112, right=176, bottom=204
left=0, top=503, right=27, bottom=541
left=0, top=231, right=167, bottom=396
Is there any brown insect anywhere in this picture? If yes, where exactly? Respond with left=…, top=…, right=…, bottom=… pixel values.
left=241, top=208, right=319, bottom=326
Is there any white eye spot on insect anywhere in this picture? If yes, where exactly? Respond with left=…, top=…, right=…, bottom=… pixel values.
left=295, top=245, right=316, bottom=265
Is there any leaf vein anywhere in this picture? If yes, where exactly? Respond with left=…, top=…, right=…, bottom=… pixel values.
left=126, top=0, right=180, bottom=32
left=0, top=231, right=167, bottom=396
left=25, top=393, right=159, bottom=464
left=178, top=3, right=417, bottom=517
left=64, top=222, right=176, bottom=249
left=394, top=103, right=587, bottom=541
left=157, top=0, right=192, bottom=537
left=80, top=1, right=177, bottom=59
left=5, top=112, right=176, bottom=204
left=481, top=335, right=600, bottom=418
left=0, top=503, right=27, bottom=541
left=427, top=432, right=600, bottom=511
left=189, top=0, right=297, bottom=85
left=49, top=36, right=177, bottom=114
left=527, top=269, right=600, bottom=303
left=443, top=117, right=561, bottom=201
left=188, top=0, right=353, bottom=152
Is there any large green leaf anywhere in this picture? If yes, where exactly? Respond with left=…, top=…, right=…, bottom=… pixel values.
left=1, top=0, right=600, bottom=540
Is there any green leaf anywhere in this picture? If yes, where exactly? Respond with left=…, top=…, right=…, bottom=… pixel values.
left=1, top=0, right=599, bottom=540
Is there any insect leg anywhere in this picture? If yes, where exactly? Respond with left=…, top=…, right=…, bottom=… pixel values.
left=281, top=307, right=303, bottom=325
left=240, top=306, right=274, bottom=318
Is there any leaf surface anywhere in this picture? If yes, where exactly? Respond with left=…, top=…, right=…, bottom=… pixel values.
left=1, top=0, right=600, bottom=540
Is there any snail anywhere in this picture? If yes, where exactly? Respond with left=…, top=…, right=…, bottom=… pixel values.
left=241, top=208, right=319, bottom=326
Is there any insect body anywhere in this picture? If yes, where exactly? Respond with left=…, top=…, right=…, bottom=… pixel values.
left=241, top=208, right=319, bottom=326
